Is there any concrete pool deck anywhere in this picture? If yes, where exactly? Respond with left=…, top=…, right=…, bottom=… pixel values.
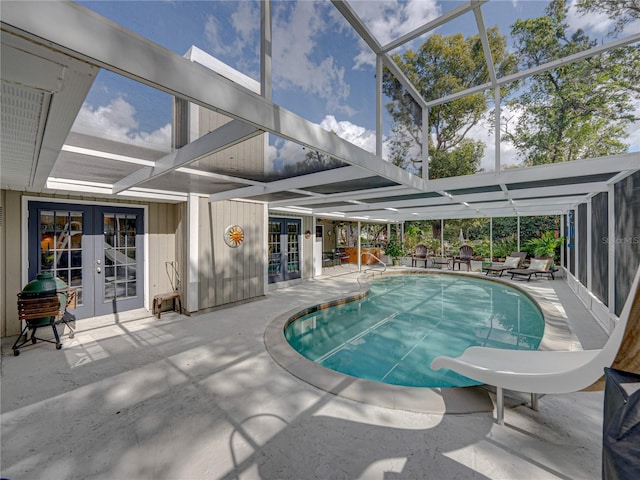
left=1, top=268, right=608, bottom=479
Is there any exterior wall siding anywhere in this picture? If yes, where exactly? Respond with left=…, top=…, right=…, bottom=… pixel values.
left=0, top=190, right=181, bottom=338
left=198, top=198, right=266, bottom=310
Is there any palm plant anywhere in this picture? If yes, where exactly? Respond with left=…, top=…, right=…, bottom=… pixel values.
left=525, top=231, right=564, bottom=259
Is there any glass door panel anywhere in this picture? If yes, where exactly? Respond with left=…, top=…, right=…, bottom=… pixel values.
left=287, top=222, right=300, bottom=274
left=268, top=217, right=301, bottom=283
left=29, top=202, right=144, bottom=319
left=95, top=207, right=143, bottom=316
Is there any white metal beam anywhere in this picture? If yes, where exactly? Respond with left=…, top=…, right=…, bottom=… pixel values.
left=382, top=1, right=486, bottom=53
left=2, top=1, right=423, bottom=192
left=426, top=32, right=640, bottom=108
left=112, top=119, right=260, bottom=193
left=209, top=166, right=371, bottom=202
left=332, top=0, right=427, bottom=108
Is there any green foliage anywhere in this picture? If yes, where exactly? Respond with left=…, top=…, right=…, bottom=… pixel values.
left=505, top=0, right=639, bottom=165
left=493, top=238, right=519, bottom=259
left=383, top=28, right=517, bottom=179
left=525, top=231, right=565, bottom=259
left=428, top=140, right=484, bottom=179
left=472, top=239, right=492, bottom=259
left=384, top=241, right=405, bottom=258
left=282, top=149, right=345, bottom=175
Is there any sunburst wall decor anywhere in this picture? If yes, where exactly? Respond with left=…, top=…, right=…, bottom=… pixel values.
left=224, top=225, right=244, bottom=247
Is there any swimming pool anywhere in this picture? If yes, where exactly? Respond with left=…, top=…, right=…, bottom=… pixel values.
left=285, top=273, right=544, bottom=388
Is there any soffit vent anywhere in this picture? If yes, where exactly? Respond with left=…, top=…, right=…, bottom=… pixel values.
left=0, top=80, right=48, bottom=189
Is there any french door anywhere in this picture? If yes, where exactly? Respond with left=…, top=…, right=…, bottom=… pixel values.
left=28, top=202, right=144, bottom=319
left=268, top=217, right=301, bottom=284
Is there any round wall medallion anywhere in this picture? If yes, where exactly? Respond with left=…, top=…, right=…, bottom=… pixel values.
left=224, top=225, right=244, bottom=247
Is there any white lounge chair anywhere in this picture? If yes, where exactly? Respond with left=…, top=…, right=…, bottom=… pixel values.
left=430, top=265, right=640, bottom=424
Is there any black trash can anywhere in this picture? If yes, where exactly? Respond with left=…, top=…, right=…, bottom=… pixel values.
left=602, top=367, right=640, bottom=480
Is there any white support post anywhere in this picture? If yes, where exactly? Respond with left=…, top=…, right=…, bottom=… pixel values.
left=490, top=217, right=493, bottom=261
left=575, top=207, right=580, bottom=284
left=376, top=55, right=383, bottom=157
left=531, top=393, right=539, bottom=411
left=186, top=194, right=199, bottom=313
left=560, top=214, right=565, bottom=271
left=440, top=219, right=444, bottom=257
left=496, top=386, right=504, bottom=425
left=494, top=88, right=501, bottom=173
left=423, top=107, right=429, bottom=185
left=312, top=215, right=318, bottom=279
left=517, top=216, right=520, bottom=252
left=357, top=221, right=362, bottom=271
left=260, top=0, right=272, bottom=101
left=587, top=199, right=592, bottom=290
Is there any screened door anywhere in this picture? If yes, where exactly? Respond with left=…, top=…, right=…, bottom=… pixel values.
left=268, top=217, right=301, bottom=283
left=28, top=202, right=144, bottom=319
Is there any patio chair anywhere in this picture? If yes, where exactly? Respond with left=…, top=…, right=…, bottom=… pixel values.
left=508, top=257, right=552, bottom=281
left=483, top=252, right=527, bottom=277
left=411, top=244, right=429, bottom=268
left=451, top=245, right=474, bottom=271
left=431, top=265, right=640, bottom=424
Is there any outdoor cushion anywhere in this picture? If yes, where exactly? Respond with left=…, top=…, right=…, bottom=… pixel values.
left=529, top=258, right=551, bottom=271
left=503, top=256, right=521, bottom=268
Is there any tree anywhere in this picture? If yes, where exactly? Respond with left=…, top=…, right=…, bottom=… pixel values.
left=383, top=28, right=517, bottom=179
left=504, top=0, right=639, bottom=165
left=282, top=148, right=345, bottom=175
left=384, top=29, right=516, bottom=239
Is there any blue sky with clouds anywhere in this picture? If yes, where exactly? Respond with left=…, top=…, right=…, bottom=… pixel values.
left=74, top=0, right=639, bottom=171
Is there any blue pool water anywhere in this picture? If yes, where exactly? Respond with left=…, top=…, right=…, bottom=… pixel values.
left=285, top=274, right=545, bottom=388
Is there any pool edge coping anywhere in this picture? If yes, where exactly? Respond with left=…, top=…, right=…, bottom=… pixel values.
left=264, top=269, right=572, bottom=414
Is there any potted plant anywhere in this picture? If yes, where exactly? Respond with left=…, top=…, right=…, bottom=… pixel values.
left=384, top=241, right=405, bottom=266
left=526, top=231, right=564, bottom=265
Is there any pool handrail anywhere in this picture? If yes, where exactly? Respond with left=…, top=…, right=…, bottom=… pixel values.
left=361, top=251, right=386, bottom=273
left=430, top=265, right=640, bottom=425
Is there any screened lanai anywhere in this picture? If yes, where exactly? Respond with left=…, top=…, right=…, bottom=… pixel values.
left=3, top=3, right=640, bottom=478
left=0, top=1, right=639, bottom=325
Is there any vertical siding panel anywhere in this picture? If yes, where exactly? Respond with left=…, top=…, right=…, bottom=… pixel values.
left=175, top=202, right=187, bottom=304
left=249, top=203, right=258, bottom=298
left=199, top=197, right=211, bottom=309
left=223, top=201, right=232, bottom=304
left=158, top=203, right=169, bottom=293
left=214, top=201, right=224, bottom=307
left=3, top=191, right=22, bottom=336
left=197, top=198, right=206, bottom=308
left=238, top=202, right=246, bottom=302
left=148, top=203, right=158, bottom=297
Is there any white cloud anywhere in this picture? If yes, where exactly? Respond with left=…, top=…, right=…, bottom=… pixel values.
left=566, top=0, right=615, bottom=35
left=72, top=97, right=171, bottom=151
left=349, top=0, right=441, bottom=69
left=205, top=3, right=260, bottom=61
left=271, top=1, right=350, bottom=107
left=319, top=115, right=378, bottom=154
left=566, top=0, right=640, bottom=36
left=266, top=115, right=384, bottom=172
left=625, top=99, right=640, bottom=152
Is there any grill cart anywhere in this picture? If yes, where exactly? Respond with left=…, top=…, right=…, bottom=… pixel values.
left=12, top=272, right=77, bottom=356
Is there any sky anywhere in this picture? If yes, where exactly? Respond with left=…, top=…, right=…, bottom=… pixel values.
left=73, top=0, right=640, bottom=175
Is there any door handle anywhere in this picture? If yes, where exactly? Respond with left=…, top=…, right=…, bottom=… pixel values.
left=96, top=267, right=101, bottom=274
